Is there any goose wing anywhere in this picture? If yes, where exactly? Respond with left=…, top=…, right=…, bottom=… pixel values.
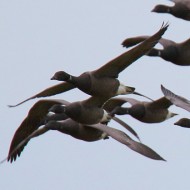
left=161, top=85, right=190, bottom=112
left=88, top=123, right=165, bottom=161
left=93, top=23, right=168, bottom=78
left=7, top=99, right=69, bottom=162
left=180, top=38, right=190, bottom=50
left=148, top=96, right=173, bottom=110
left=9, top=82, right=75, bottom=107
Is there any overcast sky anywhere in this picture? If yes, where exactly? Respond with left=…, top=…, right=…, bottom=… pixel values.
left=1, top=0, right=190, bottom=190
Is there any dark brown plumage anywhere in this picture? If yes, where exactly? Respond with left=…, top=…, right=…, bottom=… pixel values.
left=152, top=0, right=190, bottom=21
left=7, top=99, right=69, bottom=162
left=122, top=36, right=190, bottom=66
left=7, top=118, right=109, bottom=163
left=50, top=101, right=141, bottom=141
left=174, top=118, right=190, bottom=128
left=9, top=23, right=168, bottom=107
left=8, top=96, right=109, bottom=162
left=161, top=84, right=190, bottom=112
left=7, top=119, right=165, bottom=162
left=56, top=96, right=111, bottom=125
left=7, top=97, right=141, bottom=162
left=110, top=97, right=178, bottom=123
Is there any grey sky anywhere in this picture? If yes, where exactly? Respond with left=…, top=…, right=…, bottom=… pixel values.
left=1, top=0, right=190, bottom=190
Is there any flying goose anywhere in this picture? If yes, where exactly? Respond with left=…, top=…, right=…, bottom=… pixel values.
left=122, top=36, right=190, bottom=66
left=7, top=119, right=165, bottom=163
left=7, top=118, right=108, bottom=163
left=50, top=100, right=140, bottom=141
left=9, top=23, right=168, bottom=107
left=109, top=97, right=178, bottom=123
left=50, top=24, right=168, bottom=98
left=48, top=96, right=113, bottom=125
left=7, top=98, right=140, bottom=162
left=152, top=0, right=190, bottom=21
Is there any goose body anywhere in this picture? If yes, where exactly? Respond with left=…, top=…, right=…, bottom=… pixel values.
left=122, top=36, right=190, bottom=66
left=51, top=71, right=135, bottom=98
left=152, top=0, right=190, bottom=21
left=110, top=97, right=177, bottom=123
left=56, top=97, right=111, bottom=125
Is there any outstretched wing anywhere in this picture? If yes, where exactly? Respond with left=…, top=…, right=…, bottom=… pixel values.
left=148, top=96, right=173, bottom=110
left=112, top=116, right=140, bottom=141
left=88, top=123, right=165, bottom=161
left=7, top=99, right=70, bottom=162
left=161, top=84, right=190, bottom=112
left=8, top=82, right=75, bottom=107
left=122, top=36, right=176, bottom=50
left=93, top=23, right=169, bottom=78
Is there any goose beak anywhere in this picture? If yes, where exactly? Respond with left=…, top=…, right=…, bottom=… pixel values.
left=51, top=76, right=56, bottom=80
left=151, top=8, right=156, bottom=12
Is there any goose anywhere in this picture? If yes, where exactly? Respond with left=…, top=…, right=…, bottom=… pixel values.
left=7, top=98, right=140, bottom=162
left=152, top=0, right=190, bottom=21
left=50, top=24, right=168, bottom=98
left=109, top=97, right=178, bottom=123
left=46, top=96, right=116, bottom=125
left=9, top=23, right=168, bottom=107
left=50, top=100, right=140, bottom=141
left=7, top=119, right=165, bottom=163
left=122, top=36, right=190, bottom=66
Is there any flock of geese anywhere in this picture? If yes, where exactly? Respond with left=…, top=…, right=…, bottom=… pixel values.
left=4, top=0, right=190, bottom=163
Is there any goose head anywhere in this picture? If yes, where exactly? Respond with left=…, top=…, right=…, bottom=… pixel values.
left=152, top=5, right=171, bottom=13
left=51, top=71, right=71, bottom=82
